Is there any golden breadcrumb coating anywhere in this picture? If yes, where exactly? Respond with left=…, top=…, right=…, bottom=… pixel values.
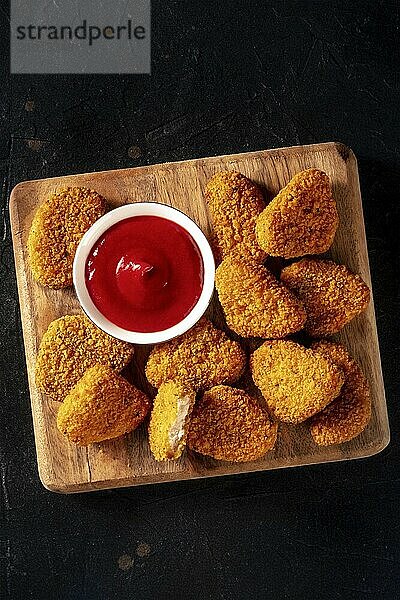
left=35, top=315, right=134, bottom=402
left=215, top=255, right=306, bottom=338
left=309, top=341, right=371, bottom=445
left=256, top=169, right=338, bottom=258
left=149, top=381, right=196, bottom=461
left=205, top=171, right=266, bottom=262
left=57, top=365, right=150, bottom=446
left=27, top=187, right=107, bottom=288
left=145, top=318, right=246, bottom=390
left=280, top=258, right=370, bottom=336
left=251, top=340, right=344, bottom=424
left=187, top=385, right=278, bottom=462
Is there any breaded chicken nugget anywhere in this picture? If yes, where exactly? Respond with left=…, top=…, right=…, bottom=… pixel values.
left=280, top=258, right=370, bottom=336
left=27, top=187, right=107, bottom=288
left=57, top=365, right=150, bottom=446
left=215, top=255, right=306, bottom=338
left=251, top=340, right=344, bottom=424
left=35, top=315, right=134, bottom=402
left=187, top=385, right=278, bottom=462
left=149, top=381, right=196, bottom=461
left=256, top=169, right=338, bottom=258
left=205, top=171, right=266, bottom=262
left=145, top=318, right=246, bottom=390
left=309, top=341, right=371, bottom=445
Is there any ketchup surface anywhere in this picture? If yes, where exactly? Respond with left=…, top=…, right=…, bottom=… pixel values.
left=85, top=215, right=204, bottom=333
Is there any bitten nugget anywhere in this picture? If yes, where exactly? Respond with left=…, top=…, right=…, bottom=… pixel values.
left=256, top=169, right=338, bottom=258
left=35, top=315, right=134, bottom=402
left=205, top=171, right=266, bottom=262
left=145, top=318, right=246, bottom=390
left=280, top=258, right=370, bottom=336
left=187, top=385, right=278, bottom=462
left=149, top=381, right=196, bottom=461
left=27, top=187, right=107, bottom=288
left=57, top=365, right=150, bottom=446
left=215, top=255, right=306, bottom=338
left=309, top=341, right=371, bottom=445
left=251, top=340, right=344, bottom=424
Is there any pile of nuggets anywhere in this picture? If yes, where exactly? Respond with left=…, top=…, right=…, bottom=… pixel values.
left=30, top=169, right=372, bottom=463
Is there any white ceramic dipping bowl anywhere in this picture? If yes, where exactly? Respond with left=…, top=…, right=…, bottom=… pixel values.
left=73, top=202, right=215, bottom=345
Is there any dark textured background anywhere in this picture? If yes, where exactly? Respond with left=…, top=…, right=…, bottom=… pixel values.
left=1, top=2, right=400, bottom=599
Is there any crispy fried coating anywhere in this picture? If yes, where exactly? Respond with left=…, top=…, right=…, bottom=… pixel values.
left=57, top=365, right=150, bottom=446
left=27, top=187, right=107, bottom=288
left=205, top=171, right=266, bottom=262
left=256, top=169, right=338, bottom=258
left=149, top=381, right=196, bottom=461
left=251, top=340, right=344, bottom=424
left=145, top=318, right=246, bottom=390
left=187, top=385, right=278, bottom=462
left=35, top=315, right=134, bottom=402
left=280, top=258, right=370, bottom=336
left=309, top=341, right=371, bottom=445
left=215, top=255, right=306, bottom=338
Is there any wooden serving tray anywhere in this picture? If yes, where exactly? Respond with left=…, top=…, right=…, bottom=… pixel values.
left=9, top=142, right=390, bottom=493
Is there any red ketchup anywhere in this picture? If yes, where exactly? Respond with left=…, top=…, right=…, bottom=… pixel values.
left=85, top=215, right=204, bottom=333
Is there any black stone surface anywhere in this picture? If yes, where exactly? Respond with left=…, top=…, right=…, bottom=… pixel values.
left=1, top=2, right=399, bottom=599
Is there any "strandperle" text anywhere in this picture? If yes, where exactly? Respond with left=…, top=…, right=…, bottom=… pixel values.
left=15, top=19, right=146, bottom=46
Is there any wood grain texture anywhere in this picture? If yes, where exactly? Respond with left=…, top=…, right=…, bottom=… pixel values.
left=9, top=142, right=390, bottom=493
